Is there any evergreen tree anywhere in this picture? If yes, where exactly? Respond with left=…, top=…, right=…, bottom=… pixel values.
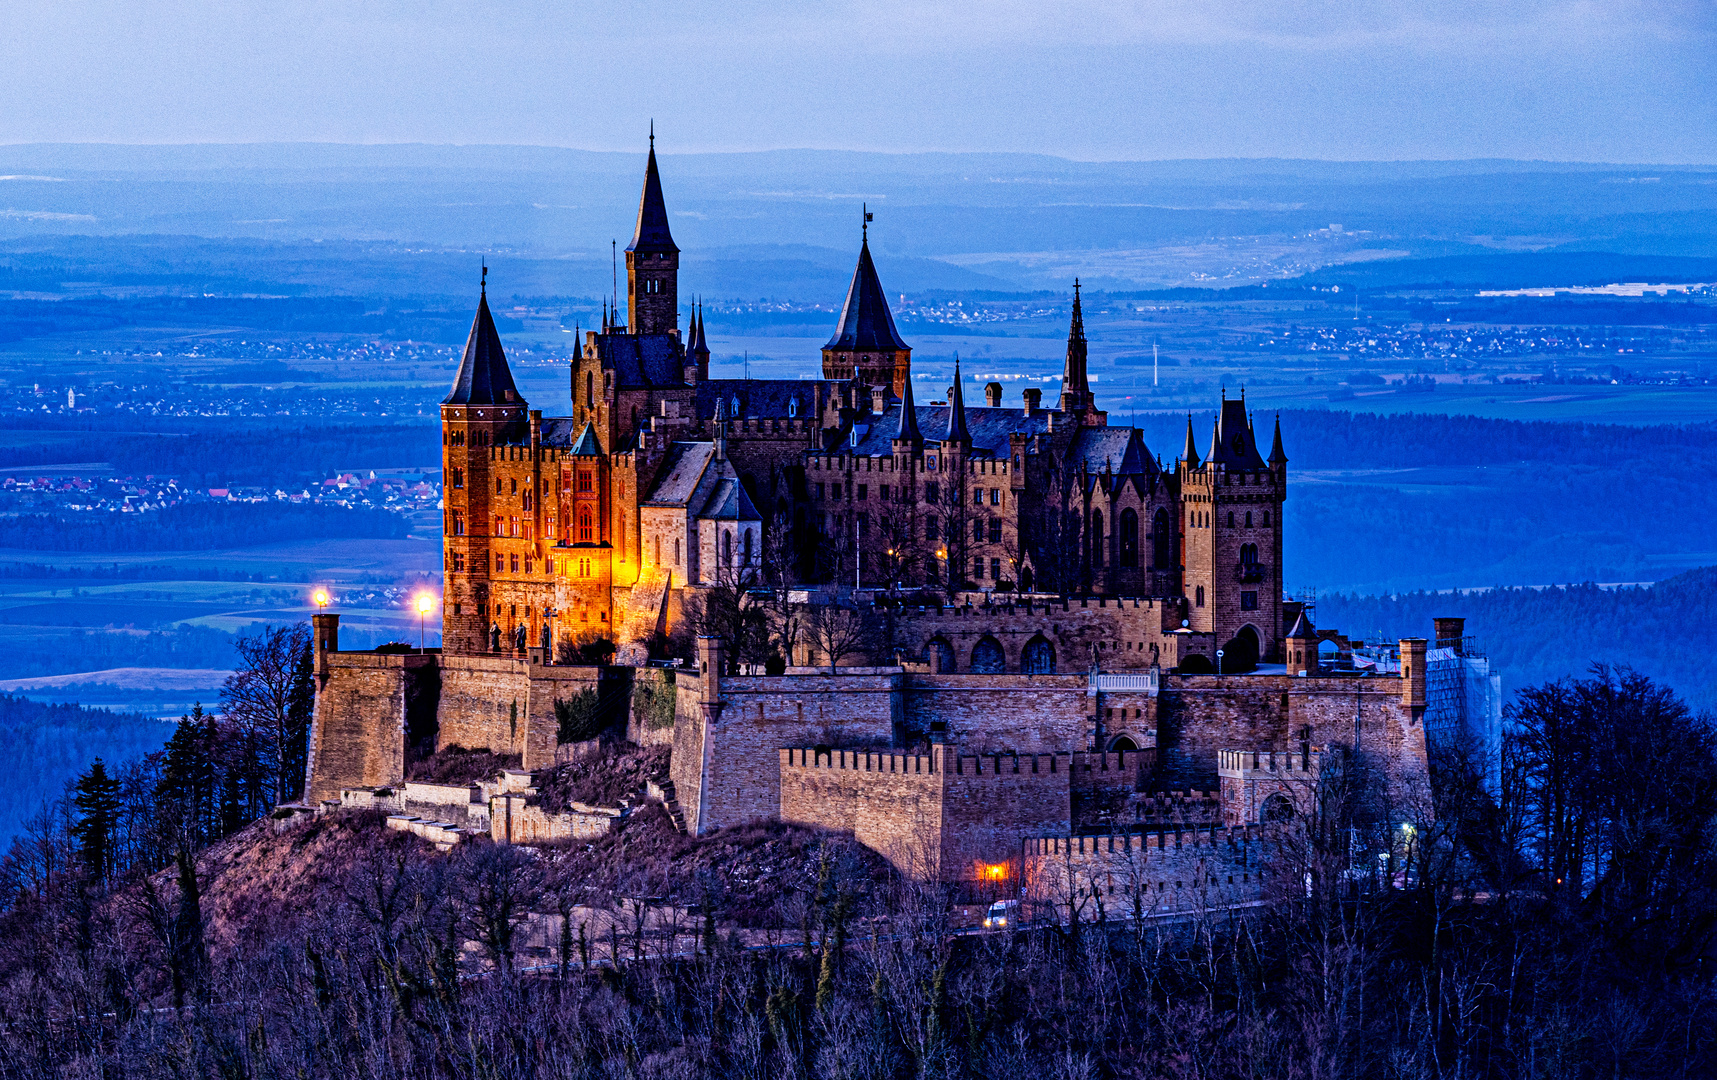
left=281, top=634, right=315, bottom=802
left=156, top=705, right=217, bottom=847
left=70, top=758, right=121, bottom=886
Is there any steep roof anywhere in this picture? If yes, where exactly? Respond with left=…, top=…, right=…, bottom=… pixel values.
left=567, top=423, right=603, bottom=456
left=1268, top=414, right=1288, bottom=464
left=443, top=291, right=520, bottom=406
left=1286, top=610, right=1316, bottom=638
left=944, top=358, right=970, bottom=443
left=689, top=301, right=710, bottom=357
left=699, top=477, right=761, bottom=522
left=598, top=331, right=686, bottom=388
left=824, top=239, right=909, bottom=352
left=895, top=371, right=922, bottom=442
left=1181, top=415, right=1200, bottom=467
left=841, top=400, right=1054, bottom=458
left=695, top=378, right=826, bottom=420
left=627, top=140, right=678, bottom=255
left=643, top=442, right=716, bottom=507
left=1208, top=395, right=1268, bottom=470
left=1067, top=426, right=1153, bottom=476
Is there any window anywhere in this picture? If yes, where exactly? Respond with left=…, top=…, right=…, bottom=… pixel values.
left=1241, top=591, right=1259, bottom=610
left=973, top=519, right=984, bottom=542
left=1226, top=511, right=1234, bottom=527
left=857, top=484, right=867, bottom=500
left=974, top=557, right=985, bottom=578
left=880, top=484, right=890, bottom=501
left=1196, top=585, right=1205, bottom=607
left=1090, top=510, right=1104, bottom=567
left=1262, top=511, right=1271, bottom=527
left=1152, top=508, right=1172, bottom=570
left=926, top=517, right=940, bottom=540
left=493, top=515, right=504, bottom=536
left=522, top=490, right=532, bottom=511
left=788, top=397, right=798, bottom=418
left=578, top=512, right=593, bottom=542
left=547, top=516, right=556, bottom=538
left=926, top=456, right=937, bottom=471
left=510, top=516, right=519, bottom=537
left=832, top=483, right=842, bottom=501
left=523, top=522, right=533, bottom=541
left=1241, top=543, right=1259, bottom=565
left=731, top=395, right=741, bottom=418
left=880, top=516, right=891, bottom=536
left=858, top=513, right=869, bottom=537
left=973, top=488, right=984, bottom=506
left=1119, top=508, right=1139, bottom=568
left=578, top=558, right=591, bottom=578
left=510, top=478, right=518, bottom=495
left=925, top=483, right=939, bottom=504
left=578, top=471, right=593, bottom=492
left=990, top=489, right=1001, bottom=505
left=452, top=552, right=465, bottom=571
left=497, top=478, right=504, bottom=495
left=723, top=530, right=732, bottom=566
left=452, top=511, right=465, bottom=536
left=586, top=372, right=594, bottom=407
left=814, top=482, right=824, bottom=499
left=1245, top=511, right=1252, bottom=527
left=989, top=519, right=1001, bottom=542
left=653, top=536, right=661, bottom=566
left=495, top=554, right=504, bottom=572
left=674, top=537, right=681, bottom=565
left=743, top=529, right=754, bottom=565
left=991, top=557, right=1001, bottom=580
left=510, top=554, right=519, bottom=572
left=451, top=468, right=464, bottom=489
left=523, top=558, right=532, bottom=574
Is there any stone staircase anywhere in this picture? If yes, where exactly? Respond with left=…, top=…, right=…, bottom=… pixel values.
left=648, top=773, right=689, bottom=834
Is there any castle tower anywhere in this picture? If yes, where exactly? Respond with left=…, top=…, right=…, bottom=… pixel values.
left=441, top=273, right=529, bottom=655
left=1177, top=391, right=1285, bottom=669
left=626, top=131, right=680, bottom=337
left=822, top=216, right=912, bottom=398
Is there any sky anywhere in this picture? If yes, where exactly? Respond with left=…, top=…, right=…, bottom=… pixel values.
left=3, top=1, right=1715, bottom=162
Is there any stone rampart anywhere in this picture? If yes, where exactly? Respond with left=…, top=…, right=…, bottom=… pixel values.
left=305, top=652, right=434, bottom=803
left=1022, top=825, right=1294, bottom=915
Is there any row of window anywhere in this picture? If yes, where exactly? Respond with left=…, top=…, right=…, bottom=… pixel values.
left=1190, top=586, right=1261, bottom=610
left=1189, top=509, right=1271, bottom=529
left=448, top=511, right=596, bottom=542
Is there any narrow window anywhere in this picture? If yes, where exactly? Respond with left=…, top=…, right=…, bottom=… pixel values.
left=579, top=512, right=593, bottom=542
left=1196, top=585, right=1205, bottom=607
left=674, top=537, right=681, bottom=565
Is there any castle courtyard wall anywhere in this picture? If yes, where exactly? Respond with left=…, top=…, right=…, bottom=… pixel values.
left=305, top=653, right=431, bottom=803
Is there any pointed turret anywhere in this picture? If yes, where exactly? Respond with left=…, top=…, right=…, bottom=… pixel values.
left=625, top=131, right=680, bottom=336
left=1269, top=413, right=1288, bottom=465
left=894, top=370, right=922, bottom=444
left=944, top=355, right=970, bottom=444
left=1059, top=279, right=1094, bottom=417
left=683, top=298, right=710, bottom=382
left=443, top=274, right=520, bottom=406
left=822, top=218, right=912, bottom=397
left=628, top=132, right=678, bottom=256
left=1181, top=414, right=1200, bottom=468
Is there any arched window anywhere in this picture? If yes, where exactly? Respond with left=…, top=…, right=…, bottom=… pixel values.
left=788, top=397, right=798, bottom=418
left=586, top=371, right=594, bottom=408
left=1119, top=509, right=1139, bottom=568
left=1196, top=585, right=1205, bottom=607
left=1261, top=794, right=1295, bottom=823
left=451, top=468, right=464, bottom=489
left=732, top=396, right=741, bottom=418
left=1152, top=508, right=1172, bottom=570
left=653, top=535, right=661, bottom=566
left=927, top=637, right=956, bottom=673
left=1089, top=510, right=1104, bottom=567
left=578, top=512, right=593, bottom=542
left=970, top=636, right=1006, bottom=673
left=1241, top=543, right=1259, bottom=565
left=743, top=528, right=754, bottom=565
left=1022, top=635, right=1056, bottom=675
left=1226, top=510, right=1234, bottom=527
left=674, top=537, right=681, bottom=565
left=722, top=530, right=732, bottom=566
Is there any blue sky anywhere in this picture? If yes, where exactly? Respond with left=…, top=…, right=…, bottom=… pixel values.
left=4, top=1, right=1714, bottom=161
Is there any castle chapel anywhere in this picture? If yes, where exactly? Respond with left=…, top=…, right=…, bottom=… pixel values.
left=441, top=140, right=1289, bottom=675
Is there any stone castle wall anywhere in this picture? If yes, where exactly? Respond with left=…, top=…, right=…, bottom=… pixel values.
left=305, top=652, right=432, bottom=803
left=1022, top=825, right=1295, bottom=915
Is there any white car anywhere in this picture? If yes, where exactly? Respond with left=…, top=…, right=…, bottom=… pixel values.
left=982, top=900, right=1021, bottom=931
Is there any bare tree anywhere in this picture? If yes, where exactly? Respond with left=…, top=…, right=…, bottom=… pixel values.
left=803, top=604, right=875, bottom=673
left=219, top=622, right=313, bottom=805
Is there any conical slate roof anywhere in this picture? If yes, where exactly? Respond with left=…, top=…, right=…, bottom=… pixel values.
left=895, top=371, right=922, bottom=442
left=443, top=289, right=520, bottom=406
left=690, top=300, right=710, bottom=356
left=627, top=139, right=678, bottom=255
left=1269, top=413, right=1288, bottom=464
left=945, top=356, right=970, bottom=443
left=567, top=423, right=603, bottom=456
left=825, top=239, right=909, bottom=352
left=1286, top=610, right=1316, bottom=638
left=1181, top=414, right=1200, bottom=467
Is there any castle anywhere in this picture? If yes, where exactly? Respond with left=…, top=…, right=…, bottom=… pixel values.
left=303, top=140, right=1436, bottom=897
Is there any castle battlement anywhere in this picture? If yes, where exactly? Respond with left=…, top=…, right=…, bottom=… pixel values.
left=1217, top=748, right=1321, bottom=779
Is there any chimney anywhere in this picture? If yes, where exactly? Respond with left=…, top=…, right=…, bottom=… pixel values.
left=871, top=385, right=887, bottom=415
left=1434, top=617, right=1465, bottom=654
left=985, top=382, right=1002, bottom=407
left=1400, top=638, right=1427, bottom=720
left=1023, top=388, right=1041, bottom=416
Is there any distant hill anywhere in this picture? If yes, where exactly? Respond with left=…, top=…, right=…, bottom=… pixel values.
left=1297, top=251, right=1717, bottom=291
left=0, top=694, right=171, bottom=844
left=1317, top=567, right=1717, bottom=713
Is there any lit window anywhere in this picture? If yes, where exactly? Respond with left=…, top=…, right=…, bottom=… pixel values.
left=579, top=513, right=593, bottom=542
left=578, top=471, right=593, bottom=492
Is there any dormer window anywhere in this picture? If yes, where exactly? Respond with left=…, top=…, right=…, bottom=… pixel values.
left=788, top=398, right=798, bottom=418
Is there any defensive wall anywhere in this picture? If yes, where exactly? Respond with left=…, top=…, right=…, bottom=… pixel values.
left=1022, top=824, right=1295, bottom=915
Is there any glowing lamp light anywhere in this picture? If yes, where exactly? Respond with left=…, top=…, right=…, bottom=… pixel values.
left=985, top=864, right=1007, bottom=881
left=416, top=594, right=436, bottom=615
left=313, top=589, right=330, bottom=609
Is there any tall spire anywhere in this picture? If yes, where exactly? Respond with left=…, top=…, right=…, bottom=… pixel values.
left=443, top=278, right=520, bottom=406
left=944, top=354, right=970, bottom=444
left=895, top=369, right=922, bottom=444
left=822, top=223, right=912, bottom=397
left=1269, top=413, right=1288, bottom=465
left=1059, top=278, right=1092, bottom=415
left=1181, top=413, right=1200, bottom=467
left=628, top=136, right=677, bottom=256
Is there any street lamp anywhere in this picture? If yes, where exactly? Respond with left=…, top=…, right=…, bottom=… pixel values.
left=313, top=589, right=329, bottom=610
left=416, top=593, right=435, bottom=653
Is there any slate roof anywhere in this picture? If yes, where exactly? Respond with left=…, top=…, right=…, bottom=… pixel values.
left=598, top=331, right=686, bottom=388
left=1067, top=427, right=1155, bottom=475
left=842, top=403, right=1053, bottom=458
left=566, top=424, right=603, bottom=456
left=627, top=142, right=678, bottom=255
left=1207, top=396, right=1268, bottom=470
left=696, top=379, right=827, bottom=421
left=443, top=292, right=520, bottom=406
left=643, top=442, right=716, bottom=507
left=824, top=240, right=909, bottom=352
left=1286, top=610, right=1316, bottom=638
left=701, top=477, right=761, bottom=522
left=540, top=418, right=580, bottom=448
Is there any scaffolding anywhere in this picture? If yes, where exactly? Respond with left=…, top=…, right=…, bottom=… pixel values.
left=1425, top=636, right=1503, bottom=793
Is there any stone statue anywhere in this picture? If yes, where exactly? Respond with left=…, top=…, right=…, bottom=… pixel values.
left=490, top=622, right=502, bottom=652
left=513, top=623, right=527, bottom=653
left=540, top=622, right=551, bottom=655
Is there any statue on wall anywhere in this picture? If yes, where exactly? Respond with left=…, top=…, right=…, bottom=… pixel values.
left=513, top=623, right=527, bottom=653
left=490, top=622, right=502, bottom=652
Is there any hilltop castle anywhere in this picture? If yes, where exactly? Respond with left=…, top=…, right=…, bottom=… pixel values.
left=303, top=141, right=1438, bottom=895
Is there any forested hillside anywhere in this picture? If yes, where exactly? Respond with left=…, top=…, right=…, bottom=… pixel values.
left=1319, top=566, right=1717, bottom=711
left=0, top=695, right=172, bottom=843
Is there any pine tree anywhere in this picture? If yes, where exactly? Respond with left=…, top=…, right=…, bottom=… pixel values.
left=157, top=705, right=217, bottom=847
left=71, top=758, right=121, bottom=886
